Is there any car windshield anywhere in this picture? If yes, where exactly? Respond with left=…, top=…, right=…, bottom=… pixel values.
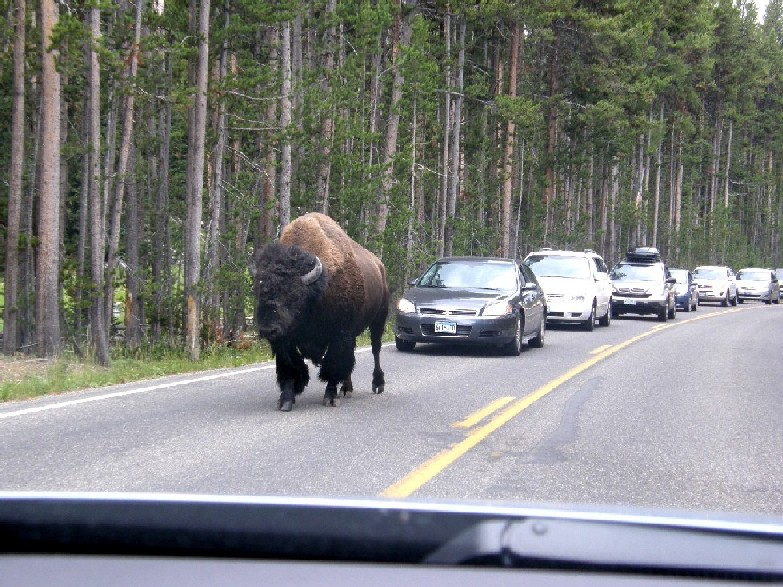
left=737, top=270, right=770, bottom=281
left=417, top=261, right=517, bottom=291
left=669, top=269, right=689, bottom=284
left=693, top=268, right=726, bottom=280
left=524, top=255, right=591, bottom=279
left=610, top=263, right=664, bottom=282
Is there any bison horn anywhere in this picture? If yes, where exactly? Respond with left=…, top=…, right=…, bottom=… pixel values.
left=301, top=256, right=323, bottom=285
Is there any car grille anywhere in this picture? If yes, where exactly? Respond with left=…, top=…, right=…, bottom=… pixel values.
left=614, top=287, right=650, bottom=298
left=421, top=324, right=472, bottom=336
left=419, top=308, right=477, bottom=316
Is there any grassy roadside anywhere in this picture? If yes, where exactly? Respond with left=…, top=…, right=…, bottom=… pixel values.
left=0, top=326, right=395, bottom=403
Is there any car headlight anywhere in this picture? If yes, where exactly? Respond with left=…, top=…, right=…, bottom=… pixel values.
left=483, top=301, right=513, bottom=316
left=397, top=298, right=416, bottom=314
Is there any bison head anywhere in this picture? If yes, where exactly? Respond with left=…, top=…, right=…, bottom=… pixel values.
left=254, top=242, right=327, bottom=343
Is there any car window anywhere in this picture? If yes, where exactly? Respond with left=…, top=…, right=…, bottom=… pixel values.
left=592, top=257, right=608, bottom=274
left=694, top=268, right=727, bottom=280
left=525, top=255, right=591, bottom=279
left=520, top=264, right=538, bottom=285
left=737, top=270, right=772, bottom=281
left=418, top=261, right=517, bottom=291
left=610, top=263, right=664, bottom=282
left=669, top=269, right=689, bottom=283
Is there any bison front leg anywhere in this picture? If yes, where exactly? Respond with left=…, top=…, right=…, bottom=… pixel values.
left=275, top=350, right=309, bottom=412
left=319, top=334, right=356, bottom=407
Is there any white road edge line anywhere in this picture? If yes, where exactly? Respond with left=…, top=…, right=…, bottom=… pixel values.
left=0, top=364, right=275, bottom=420
left=1, top=342, right=396, bottom=420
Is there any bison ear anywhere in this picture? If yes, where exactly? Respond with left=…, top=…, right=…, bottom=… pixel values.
left=301, top=256, right=323, bottom=285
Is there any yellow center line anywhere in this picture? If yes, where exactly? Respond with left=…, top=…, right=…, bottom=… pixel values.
left=453, top=396, right=516, bottom=429
left=380, top=308, right=751, bottom=499
left=590, top=344, right=613, bottom=355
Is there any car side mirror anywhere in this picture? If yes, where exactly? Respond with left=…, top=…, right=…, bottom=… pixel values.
left=408, top=279, right=418, bottom=286
left=666, top=276, right=677, bottom=284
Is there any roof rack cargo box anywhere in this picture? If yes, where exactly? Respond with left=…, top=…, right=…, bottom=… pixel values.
left=624, top=247, right=661, bottom=263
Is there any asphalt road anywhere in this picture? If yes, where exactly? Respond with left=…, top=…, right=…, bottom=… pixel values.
left=1, top=302, right=781, bottom=517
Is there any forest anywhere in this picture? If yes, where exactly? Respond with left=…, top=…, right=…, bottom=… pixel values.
left=2, top=0, right=783, bottom=363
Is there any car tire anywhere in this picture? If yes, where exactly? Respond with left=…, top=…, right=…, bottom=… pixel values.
left=667, top=299, right=676, bottom=319
left=657, top=307, right=667, bottom=322
left=529, top=318, right=545, bottom=348
left=395, top=337, right=416, bottom=352
left=504, top=318, right=522, bottom=356
left=692, top=296, right=698, bottom=311
left=731, top=292, right=738, bottom=306
left=598, top=302, right=611, bottom=327
left=682, top=296, right=691, bottom=312
left=583, top=304, right=596, bottom=331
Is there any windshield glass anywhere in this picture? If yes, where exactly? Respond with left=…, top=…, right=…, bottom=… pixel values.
left=610, top=263, right=663, bottom=282
left=737, top=270, right=770, bottom=281
left=524, top=255, right=591, bottom=279
left=417, top=261, right=517, bottom=291
left=669, top=269, right=689, bottom=284
left=693, top=267, right=726, bottom=280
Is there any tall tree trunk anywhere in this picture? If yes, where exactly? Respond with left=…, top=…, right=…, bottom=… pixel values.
left=501, top=22, right=520, bottom=257
left=36, top=0, right=62, bottom=357
left=105, top=0, right=143, bottom=343
left=316, top=0, right=336, bottom=214
left=125, top=145, right=142, bottom=349
left=279, top=20, right=292, bottom=228
left=3, top=0, right=25, bottom=354
left=723, top=119, right=733, bottom=208
left=437, top=11, right=451, bottom=259
left=184, top=0, right=211, bottom=360
left=204, top=0, right=229, bottom=339
left=652, top=102, right=664, bottom=248
left=88, top=5, right=109, bottom=365
left=445, top=18, right=465, bottom=257
left=375, top=0, right=412, bottom=244
left=544, top=23, right=560, bottom=232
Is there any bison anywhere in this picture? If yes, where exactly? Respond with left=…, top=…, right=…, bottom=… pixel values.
left=253, top=213, right=389, bottom=411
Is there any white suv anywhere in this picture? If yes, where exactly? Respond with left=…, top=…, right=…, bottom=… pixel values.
left=693, top=265, right=738, bottom=306
left=523, top=249, right=612, bottom=331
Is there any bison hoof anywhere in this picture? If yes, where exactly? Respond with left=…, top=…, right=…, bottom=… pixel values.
left=279, top=400, right=293, bottom=412
left=322, top=396, right=340, bottom=407
left=372, top=384, right=384, bottom=394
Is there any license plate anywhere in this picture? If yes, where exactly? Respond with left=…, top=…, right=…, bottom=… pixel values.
left=624, top=299, right=636, bottom=305
left=435, top=320, right=457, bottom=334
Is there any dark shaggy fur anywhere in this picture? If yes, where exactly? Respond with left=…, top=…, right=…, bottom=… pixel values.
left=254, top=213, right=389, bottom=411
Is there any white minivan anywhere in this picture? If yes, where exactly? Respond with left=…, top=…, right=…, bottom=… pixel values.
left=523, top=249, right=612, bottom=331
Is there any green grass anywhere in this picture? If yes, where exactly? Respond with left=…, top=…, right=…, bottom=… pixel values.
left=0, top=342, right=275, bottom=403
left=0, top=323, right=396, bottom=403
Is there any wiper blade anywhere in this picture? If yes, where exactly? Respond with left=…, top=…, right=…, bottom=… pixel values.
left=425, top=517, right=783, bottom=580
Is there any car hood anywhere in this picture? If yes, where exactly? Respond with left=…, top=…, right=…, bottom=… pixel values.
left=611, top=280, right=661, bottom=292
left=535, top=276, right=589, bottom=295
left=694, top=279, right=729, bottom=287
left=404, top=287, right=508, bottom=311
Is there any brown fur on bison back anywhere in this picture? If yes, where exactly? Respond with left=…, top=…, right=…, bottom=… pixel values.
left=280, top=213, right=388, bottom=335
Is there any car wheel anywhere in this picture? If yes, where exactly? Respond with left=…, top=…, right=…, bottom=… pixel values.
left=668, top=299, right=676, bottom=319
left=682, top=295, right=691, bottom=312
left=692, top=296, right=698, bottom=311
left=395, top=337, right=416, bottom=352
left=731, top=292, right=738, bottom=306
left=721, top=291, right=729, bottom=307
left=657, top=306, right=667, bottom=322
left=583, top=304, right=596, bottom=331
left=504, top=317, right=522, bottom=356
left=529, top=317, right=545, bottom=348
left=598, top=302, right=611, bottom=327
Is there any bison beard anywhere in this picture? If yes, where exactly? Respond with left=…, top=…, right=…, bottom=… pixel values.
left=254, top=213, right=389, bottom=412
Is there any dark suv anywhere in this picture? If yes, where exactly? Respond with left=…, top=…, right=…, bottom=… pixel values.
left=610, top=247, right=677, bottom=322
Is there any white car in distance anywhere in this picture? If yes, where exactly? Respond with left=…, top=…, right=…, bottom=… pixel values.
left=523, top=249, right=612, bottom=331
